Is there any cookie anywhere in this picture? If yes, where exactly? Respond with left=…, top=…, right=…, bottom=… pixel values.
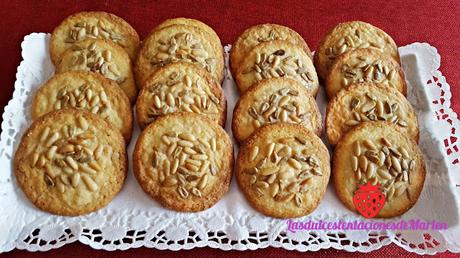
left=31, top=71, right=133, bottom=142
left=236, top=123, right=330, bottom=218
left=333, top=121, right=426, bottom=218
left=232, top=77, right=321, bottom=143
left=230, top=23, right=312, bottom=76
left=325, top=48, right=406, bottom=99
left=133, top=113, right=233, bottom=212
left=136, top=62, right=226, bottom=129
left=55, top=38, right=138, bottom=103
left=50, top=11, right=140, bottom=64
left=314, top=21, right=400, bottom=80
left=326, top=82, right=418, bottom=145
left=135, top=24, right=225, bottom=88
left=14, top=109, right=127, bottom=216
left=153, top=17, right=222, bottom=50
left=235, top=40, right=319, bottom=96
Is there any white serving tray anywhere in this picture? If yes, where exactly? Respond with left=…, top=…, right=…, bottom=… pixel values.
left=0, top=33, right=459, bottom=254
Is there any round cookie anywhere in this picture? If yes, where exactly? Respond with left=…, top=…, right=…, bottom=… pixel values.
left=55, top=38, right=137, bottom=103
left=235, top=40, right=319, bottom=96
left=314, top=21, right=400, bottom=80
left=153, top=17, right=222, bottom=50
left=230, top=23, right=312, bottom=76
left=326, top=82, right=418, bottom=145
left=232, top=77, right=321, bottom=143
left=136, top=62, right=226, bottom=129
left=325, top=48, right=406, bottom=99
left=236, top=123, right=330, bottom=218
left=14, top=109, right=127, bottom=216
left=50, top=11, right=140, bottom=64
left=135, top=24, right=225, bottom=88
left=31, top=71, right=133, bottom=142
left=133, top=113, right=233, bottom=212
left=333, top=121, right=426, bottom=218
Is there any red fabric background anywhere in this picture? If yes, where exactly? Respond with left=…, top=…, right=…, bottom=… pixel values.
left=0, top=0, right=459, bottom=257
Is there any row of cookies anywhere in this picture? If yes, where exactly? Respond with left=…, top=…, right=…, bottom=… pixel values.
left=230, top=24, right=330, bottom=218
left=14, top=11, right=142, bottom=215
left=230, top=24, right=322, bottom=143
left=316, top=21, right=425, bottom=218
left=132, top=19, right=233, bottom=212
left=316, top=21, right=418, bottom=145
left=134, top=17, right=227, bottom=128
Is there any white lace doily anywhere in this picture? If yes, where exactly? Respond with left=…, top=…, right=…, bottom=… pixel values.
left=0, top=33, right=459, bottom=254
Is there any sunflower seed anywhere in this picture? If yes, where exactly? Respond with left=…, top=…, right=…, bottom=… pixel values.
left=81, top=174, right=98, bottom=191
left=352, top=156, right=358, bottom=171
left=81, top=164, right=97, bottom=175
left=46, top=132, right=60, bottom=147
left=286, top=157, right=300, bottom=169
left=377, top=168, right=392, bottom=180
left=353, top=141, right=361, bottom=156
left=197, top=174, right=208, bottom=190
left=391, top=156, right=402, bottom=172
left=44, top=175, right=55, bottom=187
left=345, top=119, right=360, bottom=126
left=269, top=183, right=280, bottom=197
left=40, top=127, right=51, bottom=142
left=350, top=98, right=360, bottom=110
left=398, top=120, right=408, bottom=127
left=409, top=160, right=416, bottom=170
left=359, top=155, right=368, bottom=172
left=178, top=186, right=189, bottom=199
left=356, top=170, right=362, bottom=180
left=249, top=146, right=259, bottom=161
left=259, top=166, right=279, bottom=176
left=71, top=173, right=81, bottom=187
left=395, top=184, right=406, bottom=197
left=274, top=192, right=295, bottom=202
left=366, top=163, right=376, bottom=179
left=190, top=187, right=202, bottom=197
left=255, top=181, right=269, bottom=189
left=362, top=139, right=377, bottom=150
left=46, top=145, right=58, bottom=160
left=31, top=153, right=40, bottom=167
left=311, top=167, right=322, bottom=176
left=65, top=156, right=78, bottom=170
left=388, top=69, right=396, bottom=81
left=307, top=156, right=320, bottom=167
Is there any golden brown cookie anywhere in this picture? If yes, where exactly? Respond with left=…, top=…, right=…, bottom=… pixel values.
left=236, top=123, right=330, bottom=218
left=232, top=77, right=321, bottom=143
left=235, top=40, right=319, bottom=96
left=314, top=21, right=400, bottom=80
left=135, top=24, right=225, bottom=88
left=230, top=23, right=312, bottom=76
left=55, top=38, right=137, bottom=103
left=14, top=109, right=127, bottom=216
left=136, top=62, right=226, bottom=129
left=333, top=121, right=426, bottom=218
left=325, top=48, right=406, bottom=99
left=153, top=17, right=222, bottom=50
left=50, top=11, right=140, bottom=64
left=326, top=82, right=418, bottom=145
left=31, top=71, right=133, bottom=142
left=133, top=113, right=233, bottom=212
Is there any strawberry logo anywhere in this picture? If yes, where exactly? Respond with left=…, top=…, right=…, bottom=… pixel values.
left=353, top=182, right=385, bottom=218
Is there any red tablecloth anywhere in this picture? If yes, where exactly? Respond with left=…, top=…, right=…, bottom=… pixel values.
left=1, top=0, right=459, bottom=257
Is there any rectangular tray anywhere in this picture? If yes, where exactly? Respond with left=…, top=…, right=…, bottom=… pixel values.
left=0, top=33, right=459, bottom=254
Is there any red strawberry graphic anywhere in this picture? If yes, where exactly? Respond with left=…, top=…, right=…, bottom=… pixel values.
left=353, top=182, right=385, bottom=218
